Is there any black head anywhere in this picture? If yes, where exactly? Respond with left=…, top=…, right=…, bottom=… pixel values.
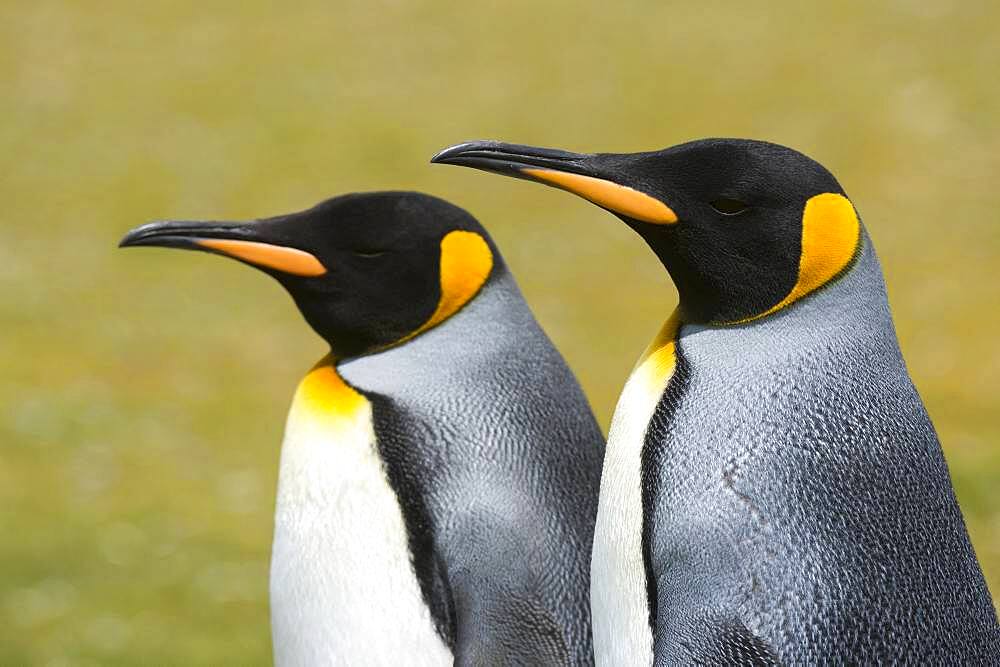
left=120, top=192, right=499, bottom=359
left=433, top=139, right=861, bottom=324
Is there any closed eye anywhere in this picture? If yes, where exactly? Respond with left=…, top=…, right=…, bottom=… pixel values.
left=709, top=198, right=750, bottom=216
left=352, top=249, right=387, bottom=258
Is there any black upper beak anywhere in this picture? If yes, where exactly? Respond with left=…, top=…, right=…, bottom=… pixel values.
left=119, top=218, right=328, bottom=277
left=430, top=141, right=595, bottom=180
left=432, top=140, right=679, bottom=226
left=118, top=220, right=256, bottom=249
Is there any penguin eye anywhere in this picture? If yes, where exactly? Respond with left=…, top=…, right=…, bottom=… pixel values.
left=709, top=198, right=750, bottom=216
left=351, top=249, right=387, bottom=259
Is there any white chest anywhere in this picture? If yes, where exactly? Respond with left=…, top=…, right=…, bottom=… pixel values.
left=269, top=362, right=452, bottom=667
left=590, top=315, right=680, bottom=667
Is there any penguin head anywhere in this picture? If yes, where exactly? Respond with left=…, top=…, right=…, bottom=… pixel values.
left=433, top=139, right=861, bottom=324
left=120, top=192, right=497, bottom=359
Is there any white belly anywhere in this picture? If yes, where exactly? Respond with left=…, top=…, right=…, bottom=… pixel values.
left=270, top=362, right=452, bottom=667
left=591, top=314, right=679, bottom=667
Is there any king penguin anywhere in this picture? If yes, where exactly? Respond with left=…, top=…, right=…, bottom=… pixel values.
left=119, top=191, right=604, bottom=666
left=432, top=140, right=1000, bottom=664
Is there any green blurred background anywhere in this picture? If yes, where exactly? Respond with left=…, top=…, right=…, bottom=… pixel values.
left=3, top=0, right=997, bottom=663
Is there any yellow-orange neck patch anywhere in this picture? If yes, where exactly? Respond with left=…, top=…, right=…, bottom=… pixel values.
left=397, top=230, right=494, bottom=344
left=634, top=309, right=682, bottom=392
left=292, top=354, right=367, bottom=423
left=196, top=238, right=327, bottom=277
left=741, top=192, right=861, bottom=323
left=521, top=168, right=678, bottom=225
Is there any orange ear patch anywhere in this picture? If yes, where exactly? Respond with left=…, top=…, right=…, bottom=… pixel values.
left=522, top=168, right=678, bottom=225
left=408, top=230, right=494, bottom=339
left=195, top=239, right=327, bottom=277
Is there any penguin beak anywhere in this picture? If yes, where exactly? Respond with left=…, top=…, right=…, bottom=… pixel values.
left=431, top=140, right=678, bottom=225
left=119, top=220, right=328, bottom=277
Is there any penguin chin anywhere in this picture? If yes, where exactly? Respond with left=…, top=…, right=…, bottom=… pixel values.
left=309, top=328, right=379, bottom=363
left=302, top=317, right=415, bottom=363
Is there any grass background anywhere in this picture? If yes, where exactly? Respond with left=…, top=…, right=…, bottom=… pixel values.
left=2, top=0, right=998, bottom=663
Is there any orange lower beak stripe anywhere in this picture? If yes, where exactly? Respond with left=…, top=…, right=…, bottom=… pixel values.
left=521, top=168, right=678, bottom=224
left=195, top=239, right=327, bottom=277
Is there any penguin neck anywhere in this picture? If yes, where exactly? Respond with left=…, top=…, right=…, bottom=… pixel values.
left=339, top=265, right=529, bottom=389
left=680, top=231, right=896, bottom=359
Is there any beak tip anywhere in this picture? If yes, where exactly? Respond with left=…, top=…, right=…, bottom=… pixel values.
left=430, top=140, right=503, bottom=165
left=118, top=230, right=146, bottom=249
left=118, top=221, right=167, bottom=249
left=430, top=143, right=467, bottom=165
left=429, top=140, right=589, bottom=177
